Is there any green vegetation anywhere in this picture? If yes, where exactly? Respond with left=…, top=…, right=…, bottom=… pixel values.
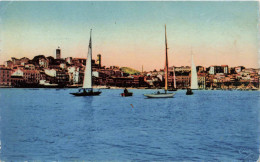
left=120, top=67, right=140, bottom=75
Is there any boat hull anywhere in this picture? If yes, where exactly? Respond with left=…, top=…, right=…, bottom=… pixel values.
left=121, top=92, right=133, bottom=97
left=144, top=93, right=175, bottom=98
left=186, top=92, right=193, bottom=95
left=186, top=89, right=193, bottom=95
left=70, top=91, right=101, bottom=96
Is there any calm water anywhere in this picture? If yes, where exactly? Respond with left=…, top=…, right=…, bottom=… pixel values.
left=0, top=89, right=259, bottom=161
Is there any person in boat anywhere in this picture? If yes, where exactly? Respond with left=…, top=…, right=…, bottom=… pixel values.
left=186, top=88, right=193, bottom=94
left=157, top=91, right=160, bottom=94
left=124, top=88, right=128, bottom=94
left=83, top=89, right=86, bottom=93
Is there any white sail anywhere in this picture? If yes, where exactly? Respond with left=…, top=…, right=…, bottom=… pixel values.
left=83, top=30, right=92, bottom=89
left=191, top=54, right=198, bottom=89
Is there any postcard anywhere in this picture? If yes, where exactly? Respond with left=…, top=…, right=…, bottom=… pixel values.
left=0, top=1, right=259, bottom=161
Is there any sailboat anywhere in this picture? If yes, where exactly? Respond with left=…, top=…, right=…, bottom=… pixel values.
left=70, top=30, right=101, bottom=96
left=186, top=52, right=198, bottom=95
left=144, top=25, right=175, bottom=98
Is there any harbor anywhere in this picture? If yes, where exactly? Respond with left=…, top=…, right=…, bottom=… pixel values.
left=0, top=88, right=259, bottom=161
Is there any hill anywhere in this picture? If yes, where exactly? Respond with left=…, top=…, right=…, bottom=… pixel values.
left=120, top=67, right=140, bottom=75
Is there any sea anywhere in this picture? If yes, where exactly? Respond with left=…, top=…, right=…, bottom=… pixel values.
left=0, top=88, right=259, bottom=161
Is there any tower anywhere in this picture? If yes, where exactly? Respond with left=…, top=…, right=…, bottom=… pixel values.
left=96, top=54, right=101, bottom=68
left=56, top=47, right=61, bottom=59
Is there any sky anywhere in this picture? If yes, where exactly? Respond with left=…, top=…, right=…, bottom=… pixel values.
left=0, top=1, right=259, bottom=71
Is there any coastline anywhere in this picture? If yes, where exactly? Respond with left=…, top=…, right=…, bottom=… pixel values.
left=0, top=86, right=259, bottom=91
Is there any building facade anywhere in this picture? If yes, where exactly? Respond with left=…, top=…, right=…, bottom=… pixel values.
left=0, top=67, right=11, bottom=87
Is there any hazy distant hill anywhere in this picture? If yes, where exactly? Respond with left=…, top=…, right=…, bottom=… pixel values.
left=120, top=67, right=140, bottom=75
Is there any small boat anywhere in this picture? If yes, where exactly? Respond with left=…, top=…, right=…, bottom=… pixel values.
left=70, top=29, right=102, bottom=96
left=121, top=88, right=133, bottom=97
left=144, top=25, right=175, bottom=98
left=121, top=92, right=133, bottom=97
left=186, top=88, right=193, bottom=95
left=144, top=92, right=175, bottom=98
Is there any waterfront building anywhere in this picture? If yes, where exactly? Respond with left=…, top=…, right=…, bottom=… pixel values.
left=23, top=70, right=41, bottom=84
left=107, top=77, right=134, bottom=87
left=221, top=65, right=229, bottom=74
left=25, top=64, right=36, bottom=70
left=215, top=66, right=224, bottom=73
left=11, top=76, right=24, bottom=87
left=157, top=74, right=163, bottom=81
left=208, top=65, right=224, bottom=75
left=235, top=66, right=245, bottom=74
left=176, top=75, right=190, bottom=89
left=72, top=58, right=86, bottom=67
left=0, top=67, right=11, bottom=87
left=11, top=57, right=21, bottom=65
left=60, top=63, right=66, bottom=69
left=56, top=70, right=69, bottom=85
left=68, top=66, right=80, bottom=84
left=39, top=58, right=49, bottom=68
left=209, top=66, right=215, bottom=75
left=20, top=57, right=30, bottom=65
left=65, top=57, right=73, bottom=64
left=10, top=68, right=41, bottom=87
left=198, top=73, right=206, bottom=89
left=11, top=69, right=24, bottom=77
left=175, top=66, right=191, bottom=73
left=144, top=76, right=154, bottom=87
left=93, top=71, right=99, bottom=78
left=197, top=66, right=204, bottom=73
left=4, top=60, right=13, bottom=68
left=44, top=69, right=57, bottom=77
left=132, top=75, right=146, bottom=87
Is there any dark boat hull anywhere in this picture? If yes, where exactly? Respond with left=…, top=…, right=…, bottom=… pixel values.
left=186, top=89, right=193, bottom=95
left=121, top=92, right=133, bottom=97
left=70, top=91, right=101, bottom=96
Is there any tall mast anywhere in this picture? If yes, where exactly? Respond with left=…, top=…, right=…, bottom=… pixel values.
left=165, top=24, right=168, bottom=91
left=90, top=29, right=92, bottom=86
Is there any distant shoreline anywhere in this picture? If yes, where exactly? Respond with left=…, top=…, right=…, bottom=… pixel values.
left=0, top=86, right=259, bottom=91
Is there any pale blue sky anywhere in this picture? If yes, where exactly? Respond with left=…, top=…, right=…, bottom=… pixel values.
left=0, top=1, right=259, bottom=70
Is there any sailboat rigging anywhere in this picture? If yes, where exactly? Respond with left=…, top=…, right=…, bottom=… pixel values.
left=144, top=25, right=175, bottom=98
left=70, top=29, right=101, bottom=96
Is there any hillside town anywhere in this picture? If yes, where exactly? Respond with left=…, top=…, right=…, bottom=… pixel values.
left=0, top=47, right=259, bottom=90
